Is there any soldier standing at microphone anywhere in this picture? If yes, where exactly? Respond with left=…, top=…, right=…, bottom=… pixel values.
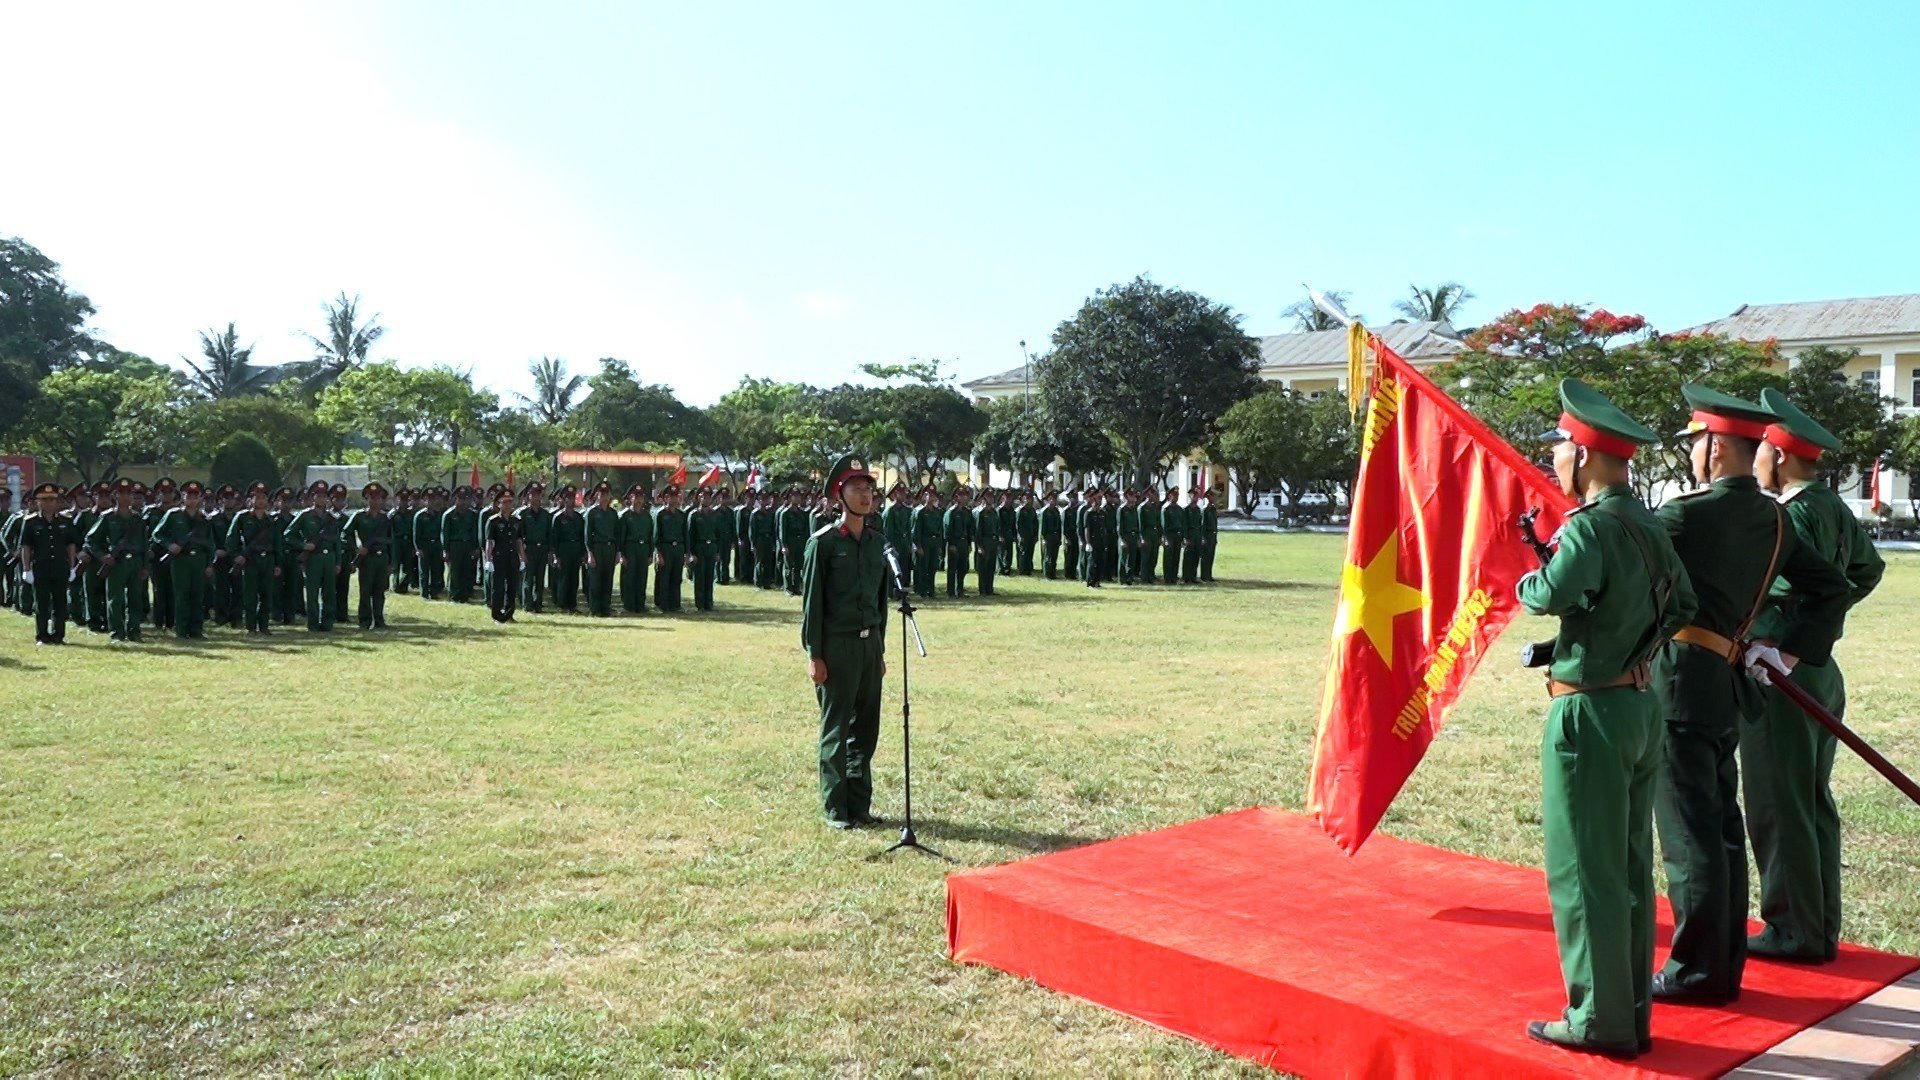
left=801, top=454, right=890, bottom=830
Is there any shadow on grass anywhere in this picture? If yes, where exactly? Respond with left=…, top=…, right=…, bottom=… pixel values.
left=1200, top=578, right=1336, bottom=593
left=909, top=816, right=1108, bottom=857
left=912, top=589, right=1102, bottom=608
left=137, top=618, right=520, bottom=656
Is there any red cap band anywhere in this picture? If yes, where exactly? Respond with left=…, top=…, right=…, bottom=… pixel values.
left=1690, top=410, right=1768, bottom=440
left=1763, top=423, right=1825, bottom=461
left=1559, top=412, right=1639, bottom=459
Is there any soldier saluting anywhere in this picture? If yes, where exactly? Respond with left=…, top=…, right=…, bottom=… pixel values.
left=1519, top=379, right=1696, bottom=1060
left=1743, top=389, right=1884, bottom=964
left=1650, top=384, right=1849, bottom=1006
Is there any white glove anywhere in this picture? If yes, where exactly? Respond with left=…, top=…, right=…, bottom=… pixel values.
left=69, top=567, right=79, bottom=583
left=483, top=560, right=494, bottom=573
left=1743, top=642, right=1792, bottom=686
left=21, top=570, right=32, bottom=585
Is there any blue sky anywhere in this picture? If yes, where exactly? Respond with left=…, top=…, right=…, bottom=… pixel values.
left=4, top=1, right=1916, bottom=404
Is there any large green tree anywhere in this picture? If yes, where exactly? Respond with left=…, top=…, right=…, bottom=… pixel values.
left=0, top=236, right=100, bottom=435
left=566, top=359, right=704, bottom=450
left=181, top=396, right=339, bottom=473
left=1037, top=277, right=1261, bottom=488
left=1211, top=388, right=1357, bottom=514
left=1778, top=346, right=1903, bottom=486
left=706, top=376, right=804, bottom=479
left=7, top=368, right=184, bottom=482
left=1392, top=281, right=1475, bottom=324
left=518, top=355, right=585, bottom=424
left=292, top=291, right=386, bottom=399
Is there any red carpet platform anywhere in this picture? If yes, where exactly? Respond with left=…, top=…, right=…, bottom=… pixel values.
left=947, top=808, right=1918, bottom=1078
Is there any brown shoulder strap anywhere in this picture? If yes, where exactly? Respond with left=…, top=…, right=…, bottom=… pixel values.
left=1734, top=502, right=1787, bottom=642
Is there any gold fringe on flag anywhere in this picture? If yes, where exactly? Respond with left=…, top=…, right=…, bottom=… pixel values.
left=1346, top=321, right=1371, bottom=418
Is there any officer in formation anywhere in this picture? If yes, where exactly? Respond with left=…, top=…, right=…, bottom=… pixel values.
left=18, top=483, right=80, bottom=644
left=800, top=454, right=891, bottom=830
left=483, top=488, right=523, bottom=623
left=1517, top=379, right=1867, bottom=1060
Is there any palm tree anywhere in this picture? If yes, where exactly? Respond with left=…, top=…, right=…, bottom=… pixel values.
left=182, top=322, right=273, bottom=398
left=1392, top=282, right=1475, bottom=324
left=518, top=356, right=585, bottom=423
left=1281, top=289, right=1356, bottom=332
left=294, top=291, right=386, bottom=398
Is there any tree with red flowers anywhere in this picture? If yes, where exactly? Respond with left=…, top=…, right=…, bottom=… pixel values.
left=1435, top=303, right=1652, bottom=452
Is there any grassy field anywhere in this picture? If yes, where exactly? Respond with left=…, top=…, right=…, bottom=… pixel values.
left=2, top=534, right=1917, bottom=1075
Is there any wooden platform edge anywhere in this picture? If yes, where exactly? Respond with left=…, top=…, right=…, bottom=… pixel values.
left=1725, top=971, right=1920, bottom=1079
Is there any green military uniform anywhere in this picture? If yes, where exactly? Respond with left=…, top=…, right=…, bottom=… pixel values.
left=618, top=490, right=654, bottom=613
left=20, top=487, right=79, bottom=643
left=997, top=495, right=1015, bottom=574
left=273, top=490, right=301, bottom=623
left=477, top=495, right=498, bottom=604
left=1199, top=497, right=1219, bottom=581
left=144, top=484, right=177, bottom=629
left=206, top=487, right=237, bottom=628
left=287, top=488, right=342, bottom=631
left=65, top=488, right=97, bottom=632
left=89, top=489, right=151, bottom=641
left=652, top=492, right=688, bottom=612
left=910, top=491, right=942, bottom=598
left=550, top=493, right=586, bottom=612
left=1061, top=495, right=1082, bottom=580
left=1179, top=496, right=1204, bottom=583
left=881, top=489, right=914, bottom=572
left=226, top=490, right=282, bottom=634
left=1117, top=495, right=1143, bottom=584
left=1160, top=494, right=1183, bottom=584
left=973, top=497, right=1000, bottom=596
left=778, top=496, right=810, bottom=595
left=1014, top=498, right=1039, bottom=575
left=1140, top=493, right=1163, bottom=582
left=802, top=455, right=890, bottom=828
left=1519, top=380, right=1696, bottom=1057
left=484, top=499, right=522, bottom=623
left=345, top=484, right=394, bottom=629
left=942, top=492, right=974, bottom=597
left=1081, top=496, right=1112, bottom=586
left=1, top=498, right=26, bottom=615
left=750, top=495, right=778, bottom=589
left=584, top=486, right=620, bottom=616
left=153, top=484, right=217, bottom=639
left=1652, top=385, right=1850, bottom=1005
left=686, top=496, right=722, bottom=611
left=1039, top=495, right=1062, bottom=579
left=390, top=493, right=417, bottom=594
left=733, top=495, right=755, bottom=585
left=1742, top=390, right=1884, bottom=962
left=517, top=486, right=552, bottom=612
left=414, top=495, right=446, bottom=600
left=711, top=493, right=737, bottom=586
left=442, top=493, right=481, bottom=602
left=83, top=487, right=113, bottom=632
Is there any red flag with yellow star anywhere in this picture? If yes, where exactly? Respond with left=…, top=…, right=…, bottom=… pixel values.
left=1309, top=335, right=1575, bottom=854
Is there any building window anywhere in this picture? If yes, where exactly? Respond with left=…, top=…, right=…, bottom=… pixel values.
left=1860, top=368, right=1881, bottom=395
left=1911, top=369, right=1920, bottom=407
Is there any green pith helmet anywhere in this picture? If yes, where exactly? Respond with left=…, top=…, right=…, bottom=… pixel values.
left=1544, top=377, right=1658, bottom=457
left=1758, top=388, right=1841, bottom=459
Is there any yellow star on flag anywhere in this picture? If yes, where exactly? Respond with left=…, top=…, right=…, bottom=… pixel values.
left=1334, top=532, right=1426, bottom=669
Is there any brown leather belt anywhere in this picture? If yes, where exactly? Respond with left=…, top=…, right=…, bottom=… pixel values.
left=1547, top=665, right=1650, bottom=698
left=1672, top=624, right=1741, bottom=665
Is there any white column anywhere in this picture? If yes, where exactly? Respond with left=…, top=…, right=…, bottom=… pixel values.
left=1881, top=352, right=1901, bottom=516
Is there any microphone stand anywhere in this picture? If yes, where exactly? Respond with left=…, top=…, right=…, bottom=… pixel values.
left=877, top=549, right=947, bottom=861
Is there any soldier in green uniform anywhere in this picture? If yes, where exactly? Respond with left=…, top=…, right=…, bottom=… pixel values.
left=734, top=489, right=756, bottom=585
left=618, top=484, right=654, bottom=613
left=549, top=486, right=586, bottom=613
left=1198, top=489, right=1220, bottom=582
left=711, top=487, right=737, bottom=586
left=484, top=488, right=523, bottom=623
left=652, top=485, right=689, bottom=612
left=582, top=481, right=619, bottom=617
left=1519, top=379, right=1697, bottom=1060
left=1039, top=490, right=1062, bottom=579
left=21, top=483, right=79, bottom=644
left=287, top=481, right=341, bottom=632
left=477, top=483, right=501, bottom=604
left=389, top=488, right=415, bottom=595
left=202, top=483, right=234, bottom=628
left=323, top=484, right=351, bottom=616
left=145, top=478, right=178, bottom=630
left=227, top=482, right=282, bottom=635
left=129, top=483, right=152, bottom=625
left=83, top=482, right=113, bottom=632
left=414, top=488, right=446, bottom=600
left=1117, top=488, right=1144, bottom=584
left=779, top=488, right=810, bottom=596
left=346, top=482, right=394, bottom=629
left=153, top=480, right=217, bottom=639
left=442, top=487, right=481, bottom=603
left=1651, top=384, right=1850, bottom=1006
left=1014, top=491, right=1039, bottom=575
left=750, top=488, right=779, bottom=589
left=0, top=485, right=13, bottom=612
left=882, top=483, right=914, bottom=570
left=973, top=487, right=1000, bottom=596
left=943, top=485, right=975, bottom=598
left=1140, top=486, right=1164, bottom=584
left=271, top=487, right=301, bottom=623
left=1160, top=488, right=1184, bottom=585
left=910, top=486, right=942, bottom=598
left=801, top=454, right=891, bottom=830
left=1082, top=488, right=1113, bottom=587
left=85, top=479, right=149, bottom=642
left=1179, top=488, right=1204, bottom=584
left=687, top=485, right=723, bottom=612
left=515, top=482, right=551, bottom=612
left=995, top=489, right=1015, bottom=575
left=64, top=484, right=95, bottom=632
left=1742, top=390, right=1884, bottom=963
left=1064, top=489, right=1085, bottom=580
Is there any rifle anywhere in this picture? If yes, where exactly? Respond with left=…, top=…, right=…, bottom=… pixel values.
left=1751, top=655, right=1920, bottom=807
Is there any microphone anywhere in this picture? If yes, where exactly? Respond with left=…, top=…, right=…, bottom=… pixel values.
left=881, top=541, right=911, bottom=598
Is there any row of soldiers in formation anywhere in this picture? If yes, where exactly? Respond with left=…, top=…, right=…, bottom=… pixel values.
left=1516, top=379, right=1883, bottom=1060
left=0, top=475, right=1226, bottom=643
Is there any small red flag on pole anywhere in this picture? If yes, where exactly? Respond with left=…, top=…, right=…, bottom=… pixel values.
left=668, top=462, right=688, bottom=487
left=469, top=463, right=481, bottom=489
left=698, top=464, right=724, bottom=487
left=1309, top=331, right=1576, bottom=854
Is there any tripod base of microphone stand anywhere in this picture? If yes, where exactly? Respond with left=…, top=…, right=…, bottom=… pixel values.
left=876, top=823, right=951, bottom=861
